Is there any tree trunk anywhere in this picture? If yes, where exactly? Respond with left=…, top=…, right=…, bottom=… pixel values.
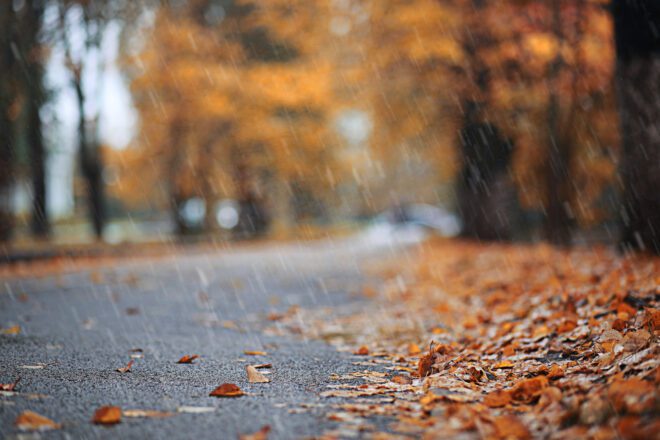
left=457, top=113, right=514, bottom=241
left=614, top=0, right=660, bottom=254
left=0, top=2, right=16, bottom=242
left=269, top=175, right=293, bottom=238
left=73, top=77, right=105, bottom=240
left=23, top=0, right=48, bottom=238
left=543, top=0, right=573, bottom=246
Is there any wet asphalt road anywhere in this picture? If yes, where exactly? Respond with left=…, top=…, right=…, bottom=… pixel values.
left=0, top=236, right=409, bottom=439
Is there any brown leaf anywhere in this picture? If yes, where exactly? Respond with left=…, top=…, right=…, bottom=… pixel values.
left=177, top=354, right=199, bottom=364
left=483, top=390, right=512, bottom=408
left=491, top=415, right=531, bottom=439
left=116, top=360, right=134, bottom=373
left=354, top=346, right=369, bottom=355
left=0, top=377, right=20, bottom=391
left=92, top=406, right=122, bottom=425
left=247, top=365, right=270, bottom=383
left=239, top=425, right=271, bottom=440
left=244, top=350, right=268, bottom=356
left=15, top=411, right=61, bottom=431
left=547, top=364, right=564, bottom=380
left=391, top=375, right=412, bottom=385
left=252, top=363, right=272, bottom=369
left=509, top=376, right=549, bottom=403
left=209, top=383, right=244, bottom=397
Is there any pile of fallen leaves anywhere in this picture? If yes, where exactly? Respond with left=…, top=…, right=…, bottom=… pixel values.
left=266, top=240, right=659, bottom=439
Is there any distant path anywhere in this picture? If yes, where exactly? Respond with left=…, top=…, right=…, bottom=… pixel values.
left=0, top=234, right=417, bottom=439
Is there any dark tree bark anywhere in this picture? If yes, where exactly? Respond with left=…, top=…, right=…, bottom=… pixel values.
left=614, top=0, right=660, bottom=254
left=544, top=0, right=573, bottom=246
left=457, top=1, right=515, bottom=241
left=72, top=77, right=105, bottom=240
left=0, top=3, right=16, bottom=242
left=22, top=0, right=49, bottom=238
left=458, top=111, right=514, bottom=241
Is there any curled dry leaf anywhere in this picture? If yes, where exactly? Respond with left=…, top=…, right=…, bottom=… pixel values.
left=244, top=350, right=267, bottom=356
left=92, top=406, right=122, bottom=425
left=177, top=354, right=199, bottom=364
left=354, top=346, right=369, bottom=355
left=116, top=360, right=133, bottom=373
left=209, top=383, right=244, bottom=397
left=252, top=363, right=272, bottom=369
left=0, top=377, right=20, bottom=391
left=15, top=411, right=61, bottom=431
left=239, top=425, right=271, bottom=440
left=247, top=365, right=270, bottom=383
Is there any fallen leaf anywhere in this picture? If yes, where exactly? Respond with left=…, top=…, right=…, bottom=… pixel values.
left=483, top=390, right=512, bottom=408
left=244, top=350, right=267, bottom=356
left=239, top=425, right=271, bottom=440
left=492, top=360, right=514, bottom=369
left=407, top=343, right=421, bottom=355
left=547, top=364, right=564, bottom=380
left=0, top=377, right=20, bottom=391
left=15, top=411, right=61, bottom=431
left=177, top=354, right=199, bottom=364
left=123, top=409, right=173, bottom=418
left=509, top=376, right=549, bottom=403
left=209, top=383, right=244, bottom=397
left=247, top=365, right=270, bottom=383
left=252, top=363, right=272, bottom=369
left=177, top=406, right=216, bottom=414
left=1, top=325, right=20, bottom=335
left=354, top=345, right=370, bottom=355
left=491, top=414, right=530, bottom=439
left=92, top=406, right=122, bottom=425
left=391, top=375, right=412, bottom=385
left=116, top=360, right=134, bottom=373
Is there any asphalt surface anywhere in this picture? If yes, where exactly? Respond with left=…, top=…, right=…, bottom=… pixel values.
left=0, top=235, right=411, bottom=439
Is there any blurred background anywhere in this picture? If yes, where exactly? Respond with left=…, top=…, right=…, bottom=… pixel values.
left=0, top=0, right=651, bottom=251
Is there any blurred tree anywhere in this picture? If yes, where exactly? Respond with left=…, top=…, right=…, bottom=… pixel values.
left=19, top=0, right=49, bottom=238
left=614, top=0, right=660, bottom=254
left=0, top=2, right=17, bottom=241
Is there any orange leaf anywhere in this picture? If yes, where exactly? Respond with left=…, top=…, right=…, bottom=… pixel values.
left=492, top=360, right=514, bottom=369
left=391, top=375, right=412, bottom=385
left=407, top=343, right=421, bottom=355
left=116, top=360, right=133, bottom=373
left=177, top=355, right=199, bottom=364
left=354, top=346, right=369, bottom=356
left=15, top=411, right=61, bottom=431
left=244, top=351, right=267, bottom=356
left=209, top=383, right=244, bottom=398
left=491, top=415, right=531, bottom=439
left=0, top=377, right=20, bottom=391
left=483, top=390, right=512, bottom=408
left=239, top=425, right=271, bottom=440
left=92, top=406, right=122, bottom=425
